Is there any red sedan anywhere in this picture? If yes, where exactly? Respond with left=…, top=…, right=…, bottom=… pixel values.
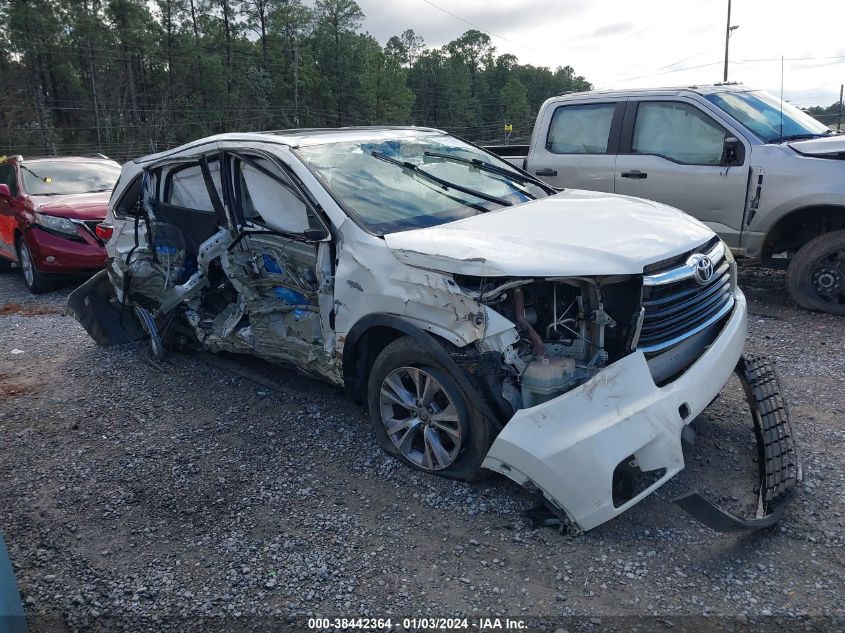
left=0, top=155, right=121, bottom=292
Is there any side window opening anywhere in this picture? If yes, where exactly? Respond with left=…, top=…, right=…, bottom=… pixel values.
left=546, top=103, right=616, bottom=155
left=632, top=101, right=728, bottom=165
left=164, top=157, right=223, bottom=212
left=113, top=175, right=143, bottom=217
left=234, top=155, right=311, bottom=234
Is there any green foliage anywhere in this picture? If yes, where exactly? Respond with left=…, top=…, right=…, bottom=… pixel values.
left=0, top=0, right=592, bottom=158
left=805, top=102, right=842, bottom=129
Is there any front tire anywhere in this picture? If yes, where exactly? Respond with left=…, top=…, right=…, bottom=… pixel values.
left=786, top=230, right=845, bottom=316
left=17, top=235, right=51, bottom=293
left=367, top=336, right=493, bottom=481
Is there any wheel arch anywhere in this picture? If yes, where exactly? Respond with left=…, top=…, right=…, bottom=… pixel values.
left=762, top=204, right=845, bottom=258
left=341, top=314, right=502, bottom=427
left=342, top=314, right=460, bottom=404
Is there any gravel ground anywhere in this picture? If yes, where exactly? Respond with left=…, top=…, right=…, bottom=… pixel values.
left=0, top=267, right=843, bottom=632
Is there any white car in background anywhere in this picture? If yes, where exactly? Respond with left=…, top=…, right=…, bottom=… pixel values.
left=68, top=127, right=799, bottom=532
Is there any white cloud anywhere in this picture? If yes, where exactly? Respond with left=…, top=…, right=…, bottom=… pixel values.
left=353, top=0, right=845, bottom=107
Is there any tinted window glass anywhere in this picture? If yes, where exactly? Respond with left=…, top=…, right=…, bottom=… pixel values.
left=546, top=103, right=615, bottom=154
left=705, top=89, right=829, bottom=142
left=0, top=164, right=17, bottom=196
left=632, top=102, right=727, bottom=165
left=20, top=160, right=120, bottom=195
left=166, top=160, right=223, bottom=212
left=236, top=157, right=310, bottom=233
left=113, top=175, right=142, bottom=217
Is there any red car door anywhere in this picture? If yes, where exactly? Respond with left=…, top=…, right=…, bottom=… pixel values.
left=0, top=161, right=21, bottom=262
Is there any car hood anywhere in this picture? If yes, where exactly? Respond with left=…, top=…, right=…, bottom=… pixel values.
left=383, top=189, right=715, bottom=277
left=30, top=191, right=110, bottom=220
left=788, top=134, right=845, bottom=159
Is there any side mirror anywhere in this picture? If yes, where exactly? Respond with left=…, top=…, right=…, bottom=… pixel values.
left=304, top=227, right=329, bottom=241
left=721, top=136, right=744, bottom=166
left=0, top=184, right=11, bottom=199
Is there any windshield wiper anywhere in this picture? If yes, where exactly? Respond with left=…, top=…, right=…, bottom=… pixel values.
left=423, top=151, right=549, bottom=195
left=770, top=133, right=827, bottom=143
left=371, top=151, right=512, bottom=208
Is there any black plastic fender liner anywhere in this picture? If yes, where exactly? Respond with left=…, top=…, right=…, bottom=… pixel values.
left=673, top=354, right=802, bottom=532
left=66, top=270, right=146, bottom=346
left=673, top=492, right=786, bottom=533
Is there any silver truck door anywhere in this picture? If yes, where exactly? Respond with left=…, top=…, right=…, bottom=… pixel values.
left=526, top=100, right=624, bottom=192
left=614, top=98, right=750, bottom=248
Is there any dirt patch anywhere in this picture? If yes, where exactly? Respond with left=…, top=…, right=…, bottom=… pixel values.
left=0, top=302, right=62, bottom=316
left=0, top=381, right=36, bottom=398
left=0, top=371, right=38, bottom=399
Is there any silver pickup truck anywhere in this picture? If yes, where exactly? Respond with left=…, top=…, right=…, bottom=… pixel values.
left=488, top=84, right=845, bottom=315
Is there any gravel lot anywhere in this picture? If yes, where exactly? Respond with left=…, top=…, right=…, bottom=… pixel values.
left=0, top=267, right=843, bottom=632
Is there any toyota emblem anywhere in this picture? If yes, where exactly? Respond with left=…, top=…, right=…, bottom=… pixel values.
left=691, top=254, right=715, bottom=285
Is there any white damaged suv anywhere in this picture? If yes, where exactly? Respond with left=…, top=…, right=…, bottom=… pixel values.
left=69, top=127, right=799, bottom=532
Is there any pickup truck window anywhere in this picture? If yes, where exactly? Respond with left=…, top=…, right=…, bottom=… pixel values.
left=546, top=103, right=615, bottom=154
left=704, top=89, right=829, bottom=143
left=632, top=102, right=726, bottom=165
left=295, top=135, right=549, bottom=235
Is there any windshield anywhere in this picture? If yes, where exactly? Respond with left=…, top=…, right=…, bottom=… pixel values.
left=294, top=135, right=551, bottom=234
left=705, top=89, right=830, bottom=143
left=21, top=161, right=121, bottom=196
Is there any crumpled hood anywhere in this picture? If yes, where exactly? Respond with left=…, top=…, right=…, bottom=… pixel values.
left=384, top=189, right=715, bottom=277
left=788, top=134, right=845, bottom=158
left=30, top=191, right=110, bottom=220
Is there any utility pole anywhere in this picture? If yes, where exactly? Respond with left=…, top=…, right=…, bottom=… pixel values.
left=723, top=0, right=731, bottom=82
left=723, top=0, right=739, bottom=82
left=838, top=83, right=843, bottom=131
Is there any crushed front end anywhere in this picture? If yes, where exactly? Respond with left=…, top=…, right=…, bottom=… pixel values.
left=467, top=239, right=800, bottom=532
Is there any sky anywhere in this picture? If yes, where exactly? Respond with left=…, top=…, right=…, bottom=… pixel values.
left=353, top=0, right=845, bottom=109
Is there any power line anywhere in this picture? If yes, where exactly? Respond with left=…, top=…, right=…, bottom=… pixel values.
left=417, top=0, right=537, bottom=54
left=616, top=54, right=845, bottom=83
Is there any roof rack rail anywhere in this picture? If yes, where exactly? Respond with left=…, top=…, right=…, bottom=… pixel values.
left=81, top=152, right=110, bottom=160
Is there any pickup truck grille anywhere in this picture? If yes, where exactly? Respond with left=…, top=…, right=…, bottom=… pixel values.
left=637, top=240, right=735, bottom=355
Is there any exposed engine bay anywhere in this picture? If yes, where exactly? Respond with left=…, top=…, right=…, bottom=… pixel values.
left=458, top=275, right=641, bottom=413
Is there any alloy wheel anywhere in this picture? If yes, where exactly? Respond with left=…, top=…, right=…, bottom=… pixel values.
left=18, top=241, right=35, bottom=287
left=378, top=366, right=462, bottom=471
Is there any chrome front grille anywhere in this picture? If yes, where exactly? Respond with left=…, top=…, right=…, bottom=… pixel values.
left=638, top=240, right=735, bottom=354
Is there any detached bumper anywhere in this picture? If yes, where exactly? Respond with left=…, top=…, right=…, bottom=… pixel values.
left=483, top=290, right=748, bottom=532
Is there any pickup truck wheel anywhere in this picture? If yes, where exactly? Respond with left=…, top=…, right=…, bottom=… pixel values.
left=786, top=230, right=845, bottom=316
left=367, top=336, right=492, bottom=481
left=16, top=236, right=52, bottom=294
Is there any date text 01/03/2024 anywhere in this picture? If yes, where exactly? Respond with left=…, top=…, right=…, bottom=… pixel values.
left=306, top=617, right=527, bottom=629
